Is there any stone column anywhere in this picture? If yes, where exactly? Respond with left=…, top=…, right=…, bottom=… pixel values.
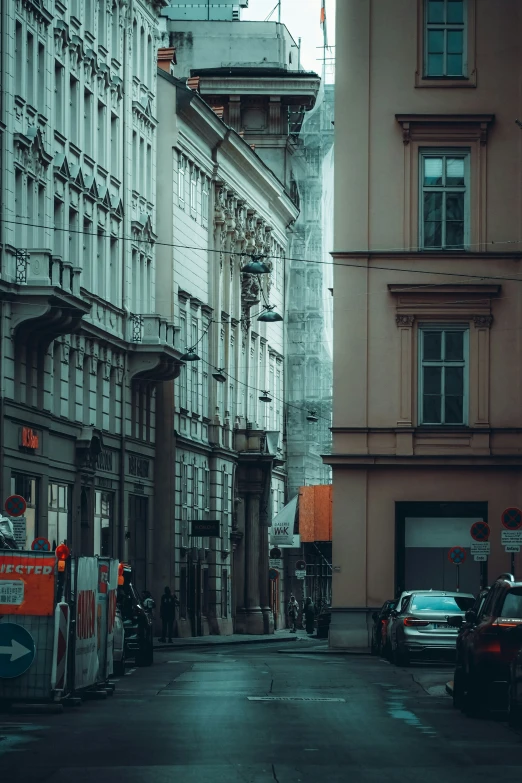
left=259, top=524, right=274, bottom=634
left=243, top=491, right=264, bottom=633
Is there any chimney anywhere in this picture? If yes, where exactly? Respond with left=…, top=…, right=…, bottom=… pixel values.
left=157, top=47, right=176, bottom=75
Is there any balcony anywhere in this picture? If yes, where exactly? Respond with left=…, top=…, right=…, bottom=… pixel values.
left=4, top=247, right=90, bottom=348
left=127, top=313, right=183, bottom=381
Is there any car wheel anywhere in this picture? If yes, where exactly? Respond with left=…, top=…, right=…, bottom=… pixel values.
left=393, top=645, right=410, bottom=667
left=508, top=683, right=522, bottom=727
left=453, top=667, right=466, bottom=710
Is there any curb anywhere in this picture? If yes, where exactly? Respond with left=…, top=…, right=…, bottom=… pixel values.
left=154, top=635, right=298, bottom=651
left=446, top=681, right=454, bottom=696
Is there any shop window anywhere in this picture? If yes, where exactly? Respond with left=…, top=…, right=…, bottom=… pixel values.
left=94, top=490, right=113, bottom=556
left=48, top=482, right=70, bottom=549
left=10, top=474, right=38, bottom=548
left=222, top=569, right=228, bottom=618
left=203, top=569, right=209, bottom=616
left=180, top=567, right=187, bottom=619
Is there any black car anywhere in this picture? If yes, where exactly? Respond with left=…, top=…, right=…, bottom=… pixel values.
left=371, top=600, right=397, bottom=656
left=452, top=588, right=490, bottom=710
left=117, top=565, right=154, bottom=667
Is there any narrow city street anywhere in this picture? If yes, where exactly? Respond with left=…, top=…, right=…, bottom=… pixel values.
left=2, top=637, right=522, bottom=783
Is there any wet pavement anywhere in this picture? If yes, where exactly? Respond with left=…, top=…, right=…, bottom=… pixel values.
left=1, top=635, right=522, bottom=782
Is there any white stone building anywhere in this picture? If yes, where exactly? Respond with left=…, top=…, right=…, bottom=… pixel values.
left=0, top=0, right=179, bottom=591
left=155, top=58, right=297, bottom=634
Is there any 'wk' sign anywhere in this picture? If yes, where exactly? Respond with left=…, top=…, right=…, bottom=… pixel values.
left=274, top=525, right=289, bottom=536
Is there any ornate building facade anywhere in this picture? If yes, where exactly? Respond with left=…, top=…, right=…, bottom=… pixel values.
left=0, top=0, right=178, bottom=589
left=156, top=64, right=297, bottom=634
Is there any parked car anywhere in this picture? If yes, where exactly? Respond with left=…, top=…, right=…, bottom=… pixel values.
left=390, top=590, right=475, bottom=667
left=385, top=590, right=438, bottom=660
left=371, top=600, right=397, bottom=656
left=451, top=588, right=490, bottom=709
left=112, top=606, right=126, bottom=676
left=454, top=574, right=522, bottom=716
left=117, top=565, right=154, bottom=667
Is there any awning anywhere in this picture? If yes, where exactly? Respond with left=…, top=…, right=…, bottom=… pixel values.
left=270, top=495, right=298, bottom=546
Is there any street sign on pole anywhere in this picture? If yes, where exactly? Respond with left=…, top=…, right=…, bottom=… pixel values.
left=471, top=542, right=490, bottom=555
left=505, top=545, right=521, bottom=553
left=269, top=569, right=279, bottom=581
left=501, top=530, right=522, bottom=545
left=295, top=570, right=306, bottom=580
left=31, top=537, right=51, bottom=552
left=470, top=521, right=490, bottom=542
left=501, top=508, right=522, bottom=530
left=0, top=623, right=36, bottom=679
left=474, top=555, right=488, bottom=562
left=269, top=558, right=283, bottom=569
left=4, top=495, right=26, bottom=518
left=448, top=546, right=467, bottom=565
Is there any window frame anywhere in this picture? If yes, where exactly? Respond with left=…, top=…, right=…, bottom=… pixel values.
left=424, top=0, right=467, bottom=79
left=419, top=148, right=470, bottom=251
left=418, top=324, right=469, bottom=426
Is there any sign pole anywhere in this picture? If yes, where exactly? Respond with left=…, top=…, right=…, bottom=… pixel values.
left=456, top=564, right=460, bottom=593
left=512, top=552, right=516, bottom=580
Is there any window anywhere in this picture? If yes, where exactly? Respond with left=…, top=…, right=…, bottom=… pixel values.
left=26, top=33, right=34, bottom=106
left=178, top=156, right=185, bottom=205
left=202, top=178, right=209, bottom=225
left=98, top=102, right=106, bottom=167
left=55, top=63, right=64, bottom=133
left=500, top=590, right=522, bottom=620
left=425, top=0, right=465, bottom=77
left=190, top=167, right=197, bottom=214
left=94, top=490, right=112, bottom=556
left=420, top=151, right=468, bottom=250
left=15, top=22, right=23, bottom=95
left=70, top=76, right=79, bottom=144
left=419, top=326, right=468, bottom=425
left=48, top=483, right=70, bottom=549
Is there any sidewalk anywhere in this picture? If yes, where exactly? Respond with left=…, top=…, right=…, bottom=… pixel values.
left=154, top=629, right=299, bottom=650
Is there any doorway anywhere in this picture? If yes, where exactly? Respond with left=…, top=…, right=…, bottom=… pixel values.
left=129, top=494, right=148, bottom=593
left=396, top=502, right=487, bottom=596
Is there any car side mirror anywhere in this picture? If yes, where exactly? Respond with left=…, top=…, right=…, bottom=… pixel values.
left=447, top=615, right=464, bottom=628
left=464, top=609, right=476, bottom=624
left=390, top=609, right=398, bottom=618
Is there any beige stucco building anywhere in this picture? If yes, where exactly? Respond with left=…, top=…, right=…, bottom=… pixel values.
left=326, top=0, right=522, bottom=648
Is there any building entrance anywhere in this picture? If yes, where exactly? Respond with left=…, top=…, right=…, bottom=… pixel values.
left=396, top=502, right=487, bottom=596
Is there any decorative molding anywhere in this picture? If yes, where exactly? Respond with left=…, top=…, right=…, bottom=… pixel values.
left=396, top=114, right=495, bottom=146
left=473, top=315, right=493, bottom=329
left=395, top=314, right=414, bottom=327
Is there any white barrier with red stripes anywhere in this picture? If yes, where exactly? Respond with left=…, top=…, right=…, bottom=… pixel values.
left=51, top=602, right=69, bottom=693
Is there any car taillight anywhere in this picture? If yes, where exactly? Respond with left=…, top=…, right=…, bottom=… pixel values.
left=493, top=619, right=522, bottom=628
left=403, top=617, right=430, bottom=627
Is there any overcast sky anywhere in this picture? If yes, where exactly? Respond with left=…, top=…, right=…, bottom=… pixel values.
left=242, top=0, right=336, bottom=78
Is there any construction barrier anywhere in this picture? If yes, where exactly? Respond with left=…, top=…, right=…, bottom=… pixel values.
left=0, top=550, right=119, bottom=704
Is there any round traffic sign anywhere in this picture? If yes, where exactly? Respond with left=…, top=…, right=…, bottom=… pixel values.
left=31, top=537, right=51, bottom=552
left=0, top=623, right=36, bottom=679
left=470, top=521, right=490, bottom=542
left=269, top=569, right=279, bottom=581
left=295, top=560, right=306, bottom=571
left=4, top=495, right=26, bottom=518
left=270, top=547, right=282, bottom=559
left=448, top=546, right=467, bottom=565
left=501, top=507, right=522, bottom=530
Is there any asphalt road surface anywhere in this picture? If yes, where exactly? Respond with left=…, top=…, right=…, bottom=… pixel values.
left=2, top=638, right=522, bottom=782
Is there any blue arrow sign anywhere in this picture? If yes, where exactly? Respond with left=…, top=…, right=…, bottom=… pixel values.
left=0, top=623, right=36, bottom=679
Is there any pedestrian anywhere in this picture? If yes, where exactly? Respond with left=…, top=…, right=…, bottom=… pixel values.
left=287, top=594, right=299, bottom=633
left=304, top=596, right=315, bottom=636
left=159, top=586, right=179, bottom=643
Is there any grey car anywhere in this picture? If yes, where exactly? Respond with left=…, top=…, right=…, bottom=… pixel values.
left=391, top=591, right=475, bottom=666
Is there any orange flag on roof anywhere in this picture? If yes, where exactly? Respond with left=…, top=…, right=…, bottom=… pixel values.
left=320, top=1, right=326, bottom=25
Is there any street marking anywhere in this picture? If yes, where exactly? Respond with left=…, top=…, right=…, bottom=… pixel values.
left=125, top=668, right=137, bottom=676
left=247, top=696, right=345, bottom=702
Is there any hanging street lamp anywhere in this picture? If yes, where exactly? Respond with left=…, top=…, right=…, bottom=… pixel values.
left=257, top=306, right=283, bottom=323
left=259, top=391, right=272, bottom=403
left=212, top=368, right=227, bottom=383
left=180, top=348, right=200, bottom=362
